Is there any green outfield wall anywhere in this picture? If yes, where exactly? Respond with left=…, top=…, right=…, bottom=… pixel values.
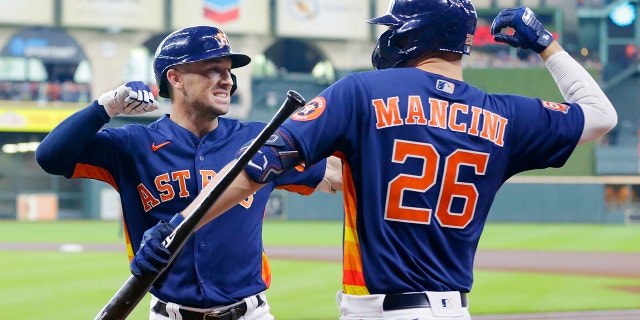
left=280, top=178, right=630, bottom=224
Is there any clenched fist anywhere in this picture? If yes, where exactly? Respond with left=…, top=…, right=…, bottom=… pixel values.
left=98, top=81, right=159, bottom=118
left=491, top=7, right=553, bottom=53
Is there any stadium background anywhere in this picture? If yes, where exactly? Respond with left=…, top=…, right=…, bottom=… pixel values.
left=0, top=0, right=639, bottom=225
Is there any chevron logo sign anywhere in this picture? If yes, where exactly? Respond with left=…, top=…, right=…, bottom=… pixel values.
left=203, top=0, right=240, bottom=23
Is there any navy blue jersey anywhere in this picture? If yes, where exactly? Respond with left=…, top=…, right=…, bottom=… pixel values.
left=36, top=102, right=325, bottom=307
left=281, top=68, right=583, bottom=295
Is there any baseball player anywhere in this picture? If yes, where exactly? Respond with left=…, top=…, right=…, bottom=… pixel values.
left=35, top=25, right=341, bottom=320
left=135, top=2, right=617, bottom=320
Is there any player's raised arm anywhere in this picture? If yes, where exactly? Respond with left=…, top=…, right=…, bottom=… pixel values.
left=35, top=81, right=158, bottom=177
left=491, top=6, right=617, bottom=145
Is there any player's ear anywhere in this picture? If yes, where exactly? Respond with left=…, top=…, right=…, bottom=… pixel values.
left=165, top=68, right=183, bottom=93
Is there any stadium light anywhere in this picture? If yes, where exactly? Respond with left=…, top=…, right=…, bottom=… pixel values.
left=610, top=1, right=636, bottom=27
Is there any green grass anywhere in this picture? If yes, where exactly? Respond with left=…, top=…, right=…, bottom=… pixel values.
left=263, top=220, right=343, bottom=246
left=479, top=223, right=640, bottom=252
left=0, top=251, right=151, bottom=320
left=3, top=220, right=640, bottom=252
left=471, top=271, right=640, bottom=314
left=1, top=220, right=640, bottom=319
left=0, top=220, right=125, bottom=243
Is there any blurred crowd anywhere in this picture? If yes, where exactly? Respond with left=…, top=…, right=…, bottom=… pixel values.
left=0, top=80, right=91, bottom=103
left=576, top=0, right=615, bottom=7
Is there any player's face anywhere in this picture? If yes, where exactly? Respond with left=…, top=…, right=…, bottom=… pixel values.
left=174, top=57, right=234, bottom=118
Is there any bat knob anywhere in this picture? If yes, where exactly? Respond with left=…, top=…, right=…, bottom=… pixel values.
left=287, top=90, right=306, bottom=107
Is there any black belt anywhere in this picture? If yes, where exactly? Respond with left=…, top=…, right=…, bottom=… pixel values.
left=382, top=292, right=467, bottom=311
left=152, top=295, right=264, bottom=320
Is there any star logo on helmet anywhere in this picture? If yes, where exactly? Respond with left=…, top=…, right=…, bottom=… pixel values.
left=215, top=30, right=230, bottom=47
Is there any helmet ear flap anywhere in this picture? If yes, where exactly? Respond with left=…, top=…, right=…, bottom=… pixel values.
left=230, top=73, right=238, bottom=96
left=393, top=32, right=412, bottom=50
left=158, top=70, right=170, bottom=98
left=372, top=29, right=397, bottom=70
left=371, top=28, right=414, bottom=70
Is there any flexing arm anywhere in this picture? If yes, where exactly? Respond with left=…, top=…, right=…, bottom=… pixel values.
left=35, top=101, right=111, bottom=177
left=541, top=42, right=617, bottom=144
left=36, top=81, right=159, bottom=177
left=491, top=7, right=617, bottom=145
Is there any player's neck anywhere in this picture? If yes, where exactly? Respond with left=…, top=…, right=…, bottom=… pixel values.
left=414, top=57, right=463, bottom=81
left=407, top=51, right=463, bottom=80
left=170, top=108, right=219, bottom=138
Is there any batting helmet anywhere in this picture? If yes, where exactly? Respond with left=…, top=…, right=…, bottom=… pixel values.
left=153, top=25, right=251, bottom=98
left=368, top=0, right=477, bottom=70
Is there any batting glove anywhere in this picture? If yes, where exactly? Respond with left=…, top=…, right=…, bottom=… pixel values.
left=130, top=213, right=184, bottom=279
left=490, top=7, right=553, bottom=53
left=97, top=81, right=159, bottom=118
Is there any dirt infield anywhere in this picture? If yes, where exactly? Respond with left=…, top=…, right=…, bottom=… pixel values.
left=264, top=246, right=640, bottom=278
left=4, top=243, right=640, bottom=319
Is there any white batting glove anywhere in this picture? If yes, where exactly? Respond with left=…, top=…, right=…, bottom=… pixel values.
left=97, top=81, right=159, bottom=118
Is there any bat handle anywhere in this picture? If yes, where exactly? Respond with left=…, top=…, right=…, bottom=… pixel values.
left=93, top=274, right=154, bottom=320
left=286, top=90, right=305, bottom=107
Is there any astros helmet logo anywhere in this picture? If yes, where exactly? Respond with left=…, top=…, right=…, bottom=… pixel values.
left=215, top=29, right=230, bottom=47
left=291, top=97, right=326, bottom=121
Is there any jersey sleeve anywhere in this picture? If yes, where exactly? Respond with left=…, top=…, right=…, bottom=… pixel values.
left=36, top=101, right=115, bottom=178
left=500, top=94, right=585, bottom=175
left=281, top=74, right=364, bottom=166
left=272, top=157, right=327, bottom=195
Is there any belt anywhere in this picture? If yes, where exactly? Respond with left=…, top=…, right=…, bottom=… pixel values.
left=382, top=292, right=467, bottom=311
left=152, top=295, right=264, bottom=320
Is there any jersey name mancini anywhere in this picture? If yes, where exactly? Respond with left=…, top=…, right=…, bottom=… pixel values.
left=137, top=169, right=252, bottom=212
left=372, top=96, right=508, bottom=147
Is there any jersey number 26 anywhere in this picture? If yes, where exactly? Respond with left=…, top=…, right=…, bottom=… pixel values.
left=385, top=139, right=489, bottom=229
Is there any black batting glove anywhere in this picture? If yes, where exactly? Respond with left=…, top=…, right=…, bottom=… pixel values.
left=490, top=7, right=553, bottom=53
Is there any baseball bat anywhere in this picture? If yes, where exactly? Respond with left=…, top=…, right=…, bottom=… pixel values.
left=93, top=90, right=306, bottom=320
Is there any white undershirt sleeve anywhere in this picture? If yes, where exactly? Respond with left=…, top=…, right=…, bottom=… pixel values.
left=544, top=50, right=617, bottom=145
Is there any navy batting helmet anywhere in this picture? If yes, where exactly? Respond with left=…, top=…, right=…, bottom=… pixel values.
left=153, top=25, right=251, bottom=98
left=368, top=0, right=477, bottom=70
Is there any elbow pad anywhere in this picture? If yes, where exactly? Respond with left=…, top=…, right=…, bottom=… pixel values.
left=240, top=129, right=303, bottom=184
